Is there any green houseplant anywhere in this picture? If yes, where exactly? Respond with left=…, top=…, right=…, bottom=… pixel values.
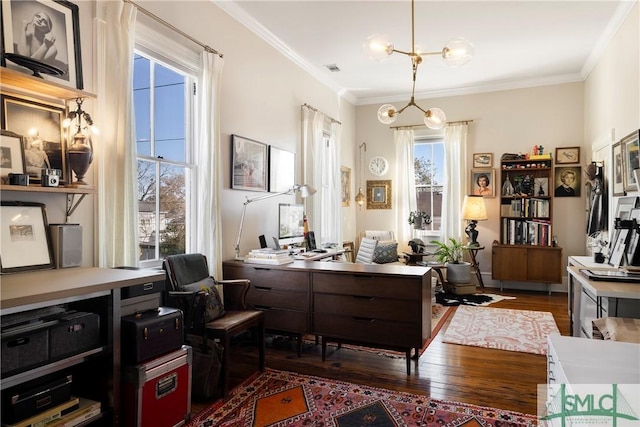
left=430, top=238, right=471, bottom=284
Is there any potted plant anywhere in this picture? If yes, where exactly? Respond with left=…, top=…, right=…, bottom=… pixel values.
left=408, top=211, right=431, bottom=230
left=430, top=237, right=471, bottom=284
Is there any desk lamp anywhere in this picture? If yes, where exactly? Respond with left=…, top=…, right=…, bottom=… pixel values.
left=462, top=195, right=487, bottom=247
left=234, top=184, right=317, bottom=260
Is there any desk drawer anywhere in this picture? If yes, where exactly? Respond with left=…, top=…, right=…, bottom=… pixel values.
left=260, top=308, right=308, bottom=333
left=313, top=273, right=418, bottom=299
left=314, top=313, right=418, bottom=347
left=248, top=287, right=308, bottom=311
left=314, top=293, right=417, bottom=323
left=224, top=265, right=310, bottom=291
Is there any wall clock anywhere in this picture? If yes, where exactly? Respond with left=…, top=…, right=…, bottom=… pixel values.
left=368, top=156, right=389, bottom=176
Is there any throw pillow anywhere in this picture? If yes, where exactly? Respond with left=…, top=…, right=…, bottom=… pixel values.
left=182, top=277, right=225, bottom=322
left=373, top=241, right=399, bottom=264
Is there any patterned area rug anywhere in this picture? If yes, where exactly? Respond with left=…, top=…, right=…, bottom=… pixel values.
left=442, top=306, right=560, bottom=355
left=186, top=368, right=538, bottom=426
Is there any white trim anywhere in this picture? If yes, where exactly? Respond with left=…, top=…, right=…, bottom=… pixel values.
left=135, top=18, right=200, bottom=74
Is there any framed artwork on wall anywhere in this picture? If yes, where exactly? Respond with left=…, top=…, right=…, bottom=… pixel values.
left=1, top=94, right=67, bottom=184
left=612, top=141, right=625, bottom=196
left=471, top=168, right=495, bottom=197
left=473, top=153, right=492, bottom=168
left=341, top=166, right=351, bottom=207
left=555, top=147, right=580, bottom=164
left=231, top=134, right=268, bottom=192
left=0, top=130, right=26, bottom=179
left=366, top=180, right=391, bottom=209
left=554, top=166, right=581, bottom=197
left=621, top=129, right=639, bottom=193
left=1, top=0, right=84, bottom=90
left=268, top=146, right=295, bottom=192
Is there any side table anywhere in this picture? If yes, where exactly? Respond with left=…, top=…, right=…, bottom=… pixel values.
left=464, top=245, right=485, bottom=289
left=403, top=251, right=433, bottom=266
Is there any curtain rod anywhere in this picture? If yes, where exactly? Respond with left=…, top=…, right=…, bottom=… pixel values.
left=124, top=0, right=223, bottom=58
left=302, top=103, right=342, bottom=125
left=389, top=119, right=473, bottom=129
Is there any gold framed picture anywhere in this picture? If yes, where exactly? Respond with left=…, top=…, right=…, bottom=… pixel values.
left=341, top=166, right=351, bottom=207
left=473, top=153, right=492, bottom=168
left=471, top=169, right=495, bottom=198
left=555, top=146, right=580, bottom=164
left=366, top=180, right=391, bottom=209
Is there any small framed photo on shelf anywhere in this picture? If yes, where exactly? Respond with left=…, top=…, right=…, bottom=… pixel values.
left=366, top=180, right=391, bottom=209
left=1, top=201, right=54, bottom=273
left=612, top=141, right=626, bottom=196
left=621, top=129, right=639, bottom=193
left=555, top=147, right=580, bottom=164
left=473, top=153, right=492, bottom=168
left=268, top=146, right=295, bottom=192
left=0, top=130, right=26, bottom=180
left=231, top=134, right=268, bottom=192
left=471, top=169, right=495, bottom=197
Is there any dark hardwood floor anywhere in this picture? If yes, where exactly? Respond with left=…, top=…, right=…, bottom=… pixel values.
left=192, top=288, right=570, bottom=417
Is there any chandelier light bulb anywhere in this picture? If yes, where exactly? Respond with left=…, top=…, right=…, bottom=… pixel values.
left=442, top=37, right=474, bottom=67
left=424, top=108, right=446, bottom=129
left=377, top=104, right=398, bottom=124
left=364, top=34, right=393, bottom=62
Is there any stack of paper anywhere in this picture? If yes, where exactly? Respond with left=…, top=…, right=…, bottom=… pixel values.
left=244, top=249, right=293, bottom=265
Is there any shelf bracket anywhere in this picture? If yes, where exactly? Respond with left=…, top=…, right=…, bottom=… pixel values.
left=66, top=193, right=87, bottom=222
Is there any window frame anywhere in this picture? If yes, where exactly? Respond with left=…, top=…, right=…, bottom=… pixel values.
left=413, top=135, right=445, bottom=239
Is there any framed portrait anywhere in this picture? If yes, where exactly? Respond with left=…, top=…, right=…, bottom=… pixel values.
left=555, top=147, right=580, bottom=164
left=1, top=94, right=67, bottom=184
left=621, top=129, right=639, bottom=193
left=473, top=153, right=492, bottom=168
left=554, top=166, right=581, bottom=197
left=1, top=0, right=83, bottom=90
left=1, top=129, right=26, bottom=179
left=612, top=141, right=625, bottom=196
left=341, top=166, right=351, bottom=207
left=1, top=201, right=54, bottom=273
left=268, top=146, right=295, bottom=192
left=471, top=169, right=495, bottom=197
left=231, top=134, right=268, bottom=192
left=366, top=180, right=391, bottom=210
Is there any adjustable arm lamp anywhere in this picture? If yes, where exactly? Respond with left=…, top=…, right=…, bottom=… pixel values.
left=461, top=195, right=488, bottom=247
left=234, top=184, right=317, bottom=260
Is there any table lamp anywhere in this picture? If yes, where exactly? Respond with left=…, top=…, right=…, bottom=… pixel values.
left=461, top=195, right=487, bottom=247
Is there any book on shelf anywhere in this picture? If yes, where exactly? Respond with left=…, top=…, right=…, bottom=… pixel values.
left=3, top=398, right=80, bottom=427
left=44, top=398, right=101, bottom=427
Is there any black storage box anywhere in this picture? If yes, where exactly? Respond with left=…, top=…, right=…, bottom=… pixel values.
left=121, top=307, right=183, bottom=365
left=49, top=311, right=101, bottom=360
left=2, top=375, right=72, bottom=424
left=1, top=323, right=51, bottom=377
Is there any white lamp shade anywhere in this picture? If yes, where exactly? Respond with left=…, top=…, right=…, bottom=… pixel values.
left=299, top=184, right=317, bottom=198
left=364, top=34, right=393, bottom=62
left=377, top=104, right=398, bottom=124
left=442, top=37, right=474, bottom=67
left=462, top=195, right=488, bottom=221
left=424, top=108, right=446, bottom=129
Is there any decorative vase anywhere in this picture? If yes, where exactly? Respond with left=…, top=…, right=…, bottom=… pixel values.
left=594, top=252, right=605, bottom=263
left=413, top=216, right=422, bottom=230
left=68, top=132, right=93, bottom=186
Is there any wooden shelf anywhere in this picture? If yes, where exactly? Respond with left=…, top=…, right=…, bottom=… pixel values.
left=1, top=184, right=95, bottom=194
left=0, top=67, right=96, bottom=100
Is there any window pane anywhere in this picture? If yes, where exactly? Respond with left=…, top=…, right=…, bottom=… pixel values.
left=138, top=159, right=157, bottom=261
left=415, top=140, right=444, bottom=232
left=133, top=55, right=151, bottom=156
left=159, top=164, right=186, bottom=256
left=155, top=82, right=185, bottom=161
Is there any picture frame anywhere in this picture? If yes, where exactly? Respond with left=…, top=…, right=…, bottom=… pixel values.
left=268, top=146, right=295, bottom=192
left=621, top=129, right=639, bottom=193
left=341, top=166, right=351, bottom=207
left=1, top=94, right=67, bottom=184
left=0, top=129, right=26, bottom=179
left=366, top=179, right=391, bottom=210
left=608, top=228, right=629, bottom=268
left=612, top=141, right=625, bottom=197
left=1, top=0, right=84, bottom=90
left=471, top=168, right=495, bottom=197
left=1, top=201, right=54, bottom=273
left=554, top=166, right=581, bottom=197
left=473, top=153, right=492, bottom=168
left=555, top=146, right=580, bottom=164
left=231, top=134, right=268, bottom=192
left=625, top=208, right=640, bottom=265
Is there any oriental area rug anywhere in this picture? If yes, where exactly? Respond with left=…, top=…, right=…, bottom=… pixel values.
left=442, top=306, right=560, bottom=355
left=186, top=368, right=538, bottom=427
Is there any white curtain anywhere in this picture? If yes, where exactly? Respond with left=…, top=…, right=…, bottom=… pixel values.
left=442, top=124, right=468, bottom=241
left=196, top=52, right=224, bottom=278
left=95, top=1, right=138, bottom=268
left=394, top=128, right=416, bottom=252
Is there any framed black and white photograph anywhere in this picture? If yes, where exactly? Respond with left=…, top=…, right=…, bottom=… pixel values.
left=0, top=129, right=26, bottom=179
left=231, top=134, right=267, bottom=192
left=1, top=201, right=54, bottom=273
left=621, top=129, right=639, bottom=193
left=554, top=166, right=581, bottom=197
left=608, top=228, right=629, bottom=268
left=625, top=208, right=640, bottom=265
left=473, top=153, right=492, bottom=168
left=1, top=94, right=67, bottom=184
left=1, top=0, right=83, bottom=89
left=341, top=166, right=351, bottom=207
left=555, top=146, right=580, bottom=164
left=612, top=141, right=625, bottom=196
left=366, top=180, right=391, bottom=210
left=268, top=146, right=295, bottom=193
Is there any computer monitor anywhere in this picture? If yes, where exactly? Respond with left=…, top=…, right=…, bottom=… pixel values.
left=278, top=203, right=305, bottom=247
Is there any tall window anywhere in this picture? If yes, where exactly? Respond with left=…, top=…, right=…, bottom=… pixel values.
left=415, top=137, right=444, bottom=234
left=133, top=52, right=195, bottom=263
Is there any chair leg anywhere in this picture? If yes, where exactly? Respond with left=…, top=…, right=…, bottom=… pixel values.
left=257, top=322, right=265, bottom=370
left=221, top=334, right=232, bottom=397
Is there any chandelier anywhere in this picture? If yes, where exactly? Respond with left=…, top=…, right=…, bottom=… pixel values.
left=364, top=0, right=473, bottom=128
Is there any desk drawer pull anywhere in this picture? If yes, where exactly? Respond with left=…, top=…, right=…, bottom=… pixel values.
left=254, top=286, right=272, bottom=291
left=353, top=316, right=375, bottom=323
left=254, top=305, right=271, bottom=310
left=356, top=275, right=374, bottom=280
left=352, top=296, right=375, bottom=301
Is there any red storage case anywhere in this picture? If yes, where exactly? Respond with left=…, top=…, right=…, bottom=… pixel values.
left=122, top=345, right=192, bottom=427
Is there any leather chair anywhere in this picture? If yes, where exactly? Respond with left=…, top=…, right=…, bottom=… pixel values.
left=162, top=253, right=265, bottom=397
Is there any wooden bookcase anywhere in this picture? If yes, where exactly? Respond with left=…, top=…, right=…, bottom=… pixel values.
left=492, top=154, right=562, bottom=290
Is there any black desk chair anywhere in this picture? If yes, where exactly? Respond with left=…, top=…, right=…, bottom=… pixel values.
left=162, top=253, right=265, bottom=397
